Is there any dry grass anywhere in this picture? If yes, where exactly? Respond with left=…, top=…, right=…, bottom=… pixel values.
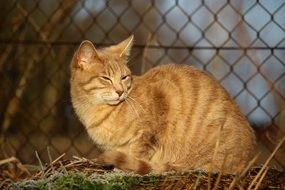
left=1, top=136, right=285, bottom=190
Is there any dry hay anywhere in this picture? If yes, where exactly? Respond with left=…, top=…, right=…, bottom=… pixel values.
left=0, top=155, right=284, bottom=189
left=1, top=135, right=285, bottom=189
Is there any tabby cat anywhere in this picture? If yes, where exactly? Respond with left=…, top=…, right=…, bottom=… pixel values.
left=70, top=35, right=256, bottom=175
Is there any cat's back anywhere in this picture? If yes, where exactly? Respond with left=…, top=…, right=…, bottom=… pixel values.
left=139, top=63, right=206, bottom=81
left=138, top=64, right=220, bottom=89
left=135, top=63, right=228, bottom=101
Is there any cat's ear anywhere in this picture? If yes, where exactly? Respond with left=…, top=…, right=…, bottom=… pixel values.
left=110, top=35, right=134, bottom=58
left=75, top=40, right=99, bottom=69
left=119, top=35, right=134, bottom=57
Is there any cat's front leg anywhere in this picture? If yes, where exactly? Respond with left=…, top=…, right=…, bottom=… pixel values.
left=128, top=130, right=157, bottom=161
left=96, top=150, right=152, bottom=175
left=95, top=129, right=159, bottom=174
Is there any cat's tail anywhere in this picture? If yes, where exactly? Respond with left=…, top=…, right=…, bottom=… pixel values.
left=96, top=150, right=174, bottom=175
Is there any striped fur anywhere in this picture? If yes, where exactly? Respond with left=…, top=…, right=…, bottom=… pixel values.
left=70, top=36, right=256, bottom=174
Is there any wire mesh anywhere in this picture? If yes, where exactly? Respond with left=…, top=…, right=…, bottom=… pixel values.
left=0, top=0, right=284, bottom=169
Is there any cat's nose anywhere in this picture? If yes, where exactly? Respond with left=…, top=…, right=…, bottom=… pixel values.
left=116, top=90, right=124, bottom=97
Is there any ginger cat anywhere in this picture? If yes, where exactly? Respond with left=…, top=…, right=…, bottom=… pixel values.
left=70, top=35, right=256, bottom=175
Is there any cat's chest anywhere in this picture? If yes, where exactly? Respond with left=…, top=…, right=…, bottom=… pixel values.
left=79, top=103, right=142, bottom=148
left=86, top=118, right=133, bottom=149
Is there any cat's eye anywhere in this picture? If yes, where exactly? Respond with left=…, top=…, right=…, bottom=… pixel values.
left=121, top=75, right=129, bottom=80
left=100, top=76, right=112, bottom=83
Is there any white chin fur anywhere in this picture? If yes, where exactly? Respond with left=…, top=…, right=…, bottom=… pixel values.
left=106, top=100, right=121, bottom=105
left=106, top=96, right=127, bottom=105
left=100, top=92, right=128, bottom=105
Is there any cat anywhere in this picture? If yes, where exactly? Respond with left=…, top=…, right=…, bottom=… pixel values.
left=70, top=35, right=256, bottom=175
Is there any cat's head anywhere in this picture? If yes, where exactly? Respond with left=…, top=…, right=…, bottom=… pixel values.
left=71, top=35, right=134, bottom=106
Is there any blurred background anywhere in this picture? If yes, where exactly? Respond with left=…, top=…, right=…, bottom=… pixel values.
left=0, top=0, right=284, bottom=169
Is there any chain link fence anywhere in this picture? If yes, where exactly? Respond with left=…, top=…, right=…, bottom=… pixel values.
left=0, top=0, right=284, bottom=169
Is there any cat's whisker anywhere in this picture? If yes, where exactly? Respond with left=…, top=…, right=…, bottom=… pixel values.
left=125, top=98, right=141, bottom=120
left=127, top=96, right=146, bottom=113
